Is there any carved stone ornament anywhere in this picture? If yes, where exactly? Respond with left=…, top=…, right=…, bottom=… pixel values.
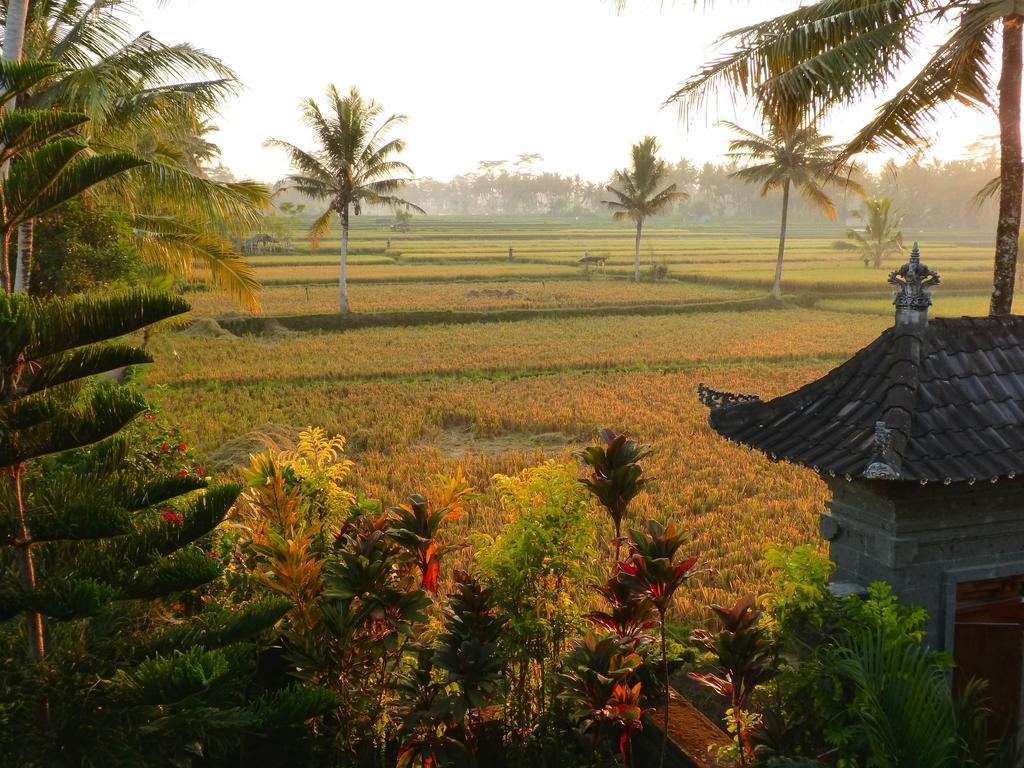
left=888, top=242, right=941, bottom=310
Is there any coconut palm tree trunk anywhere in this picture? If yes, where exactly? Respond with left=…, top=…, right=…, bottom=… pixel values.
left=991, top=14, right=1024, bottom=316
left=12, top=219, right=33, bottom=294
left=2, top=0, right=29, bottom=102
left=634, top=219, right=643, bottom=282
left=338, top=204, right=350, bottom=313
left=771, top=180, right=791, bottom=299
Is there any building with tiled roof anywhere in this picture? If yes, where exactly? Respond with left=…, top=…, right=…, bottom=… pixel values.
left=699, top=245, right=1024, bottom=736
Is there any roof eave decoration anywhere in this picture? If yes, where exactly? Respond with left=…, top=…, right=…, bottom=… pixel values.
left=862, top=421, right=901, bottom=480
left=697, top=383, right=761, bottom=411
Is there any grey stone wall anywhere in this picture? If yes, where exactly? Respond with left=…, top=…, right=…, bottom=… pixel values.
left=821, top=476, right=1024, bottom=647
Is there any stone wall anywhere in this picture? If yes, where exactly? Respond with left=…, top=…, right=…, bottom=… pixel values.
left=821, top=476, right=1024, bottom=647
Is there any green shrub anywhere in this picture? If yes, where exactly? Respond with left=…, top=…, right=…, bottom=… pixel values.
left=476, top=461, right=598, bottom=745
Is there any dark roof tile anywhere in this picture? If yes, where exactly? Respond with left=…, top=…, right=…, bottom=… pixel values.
left=703, top=313, right=1024, bottom=484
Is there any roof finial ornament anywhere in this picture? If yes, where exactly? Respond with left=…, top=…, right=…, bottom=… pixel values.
left=888, top=242, right=940, bottom=319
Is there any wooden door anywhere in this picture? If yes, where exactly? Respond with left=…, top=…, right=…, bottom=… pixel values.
left=955, top=575, right=1024, bottom=742
left=954, top=622, right=1023, bottom=739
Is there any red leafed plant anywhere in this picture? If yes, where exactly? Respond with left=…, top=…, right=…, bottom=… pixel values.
left=587, top=575, right=659, bottom=647
left=388, top=494, right=458, bottom=593
left=690, top=594, right=779, bottom=766
left=559, top=632, right=652, bottom=766
left=604, top=680, right=648, bottom=761
left=618, top=520, right=699, bottom=768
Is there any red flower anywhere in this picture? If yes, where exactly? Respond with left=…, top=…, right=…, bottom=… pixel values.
left=196, top=466, right=206, bottom=477
left=177, top=470, right=188, bottom=477
left=161, top=509, right=183, bottom=526
left=178, top=442, right=187, bottom=452
left=144, top=413, right=157, bottom=422
left=160, top=442, right=168, bottom=453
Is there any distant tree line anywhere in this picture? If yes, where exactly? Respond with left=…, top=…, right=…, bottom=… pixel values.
left=274, top=154, right=999, bottom=232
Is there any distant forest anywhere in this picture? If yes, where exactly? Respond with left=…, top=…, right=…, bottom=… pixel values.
left=268, top=154, right=1000, bottom=232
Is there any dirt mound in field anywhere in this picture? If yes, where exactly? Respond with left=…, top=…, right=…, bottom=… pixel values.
left=260, top=319, right=297, bottom=338
left=182, top=317, right=233, bottom=339
left=429, top=426, right=574, bottom=459
left=205, top=424, right=300, bottom=474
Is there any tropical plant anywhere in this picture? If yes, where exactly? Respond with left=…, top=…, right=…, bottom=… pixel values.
left=559, top=632, right=648, bottom=765
left=661, top=0, right=1024, bottom=315
left=0, top=291, right=332, bottom=762
left=723, top=120, right=856, bottom=298
left=691, top=595, right=779, bottom=766
left=574, top=428, right=652, bottom=560
left=586, top=575, right=659, bottom=646
left=267, top=84, right=424, bottom=312
left=6, top=0, right=269, bottom=308
left=748, top=548, right=1010, bottom=767
left=388, top=493, right=459, bottom=594
left=476, top=461, right=598, bottom=742
left=845, top=196, right=905, bottom=269
left=604, top=136, right=688, bottom=282
left=397, top=570, right=505, bottom=766
left=618, top=520, right=698, bottom=768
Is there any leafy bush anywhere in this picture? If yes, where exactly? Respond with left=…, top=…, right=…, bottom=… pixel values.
left=476, top=461, right=598, bottom=745
left=30, top=200, right=141, bottom=296
left=700, top=545, right=1011, bottom=768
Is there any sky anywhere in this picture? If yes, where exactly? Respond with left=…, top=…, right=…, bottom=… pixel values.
left=133, top=0, right=1000, bottom=184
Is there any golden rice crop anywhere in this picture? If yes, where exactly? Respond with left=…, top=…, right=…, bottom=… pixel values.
left=818, top=292, right=997, bottom=316
left=146, top=308, right=890, bottom=385
left=184, top=280, right=758, bottom=317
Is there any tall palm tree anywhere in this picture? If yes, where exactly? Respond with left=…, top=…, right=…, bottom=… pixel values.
left=267, top=85, right=422, bottom=313
left=847, top=196, right=905, bottom=269
left=662, top=0, right=1024, bottom=316
left=724, top=120, right=857, bottom=299
left=603, top=136, right=687, bottom=282
left=2, top=0, right=267, bottom=308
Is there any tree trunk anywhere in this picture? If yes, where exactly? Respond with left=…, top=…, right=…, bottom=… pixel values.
left=1, top=226, right=11, bottom=293
left=0, top=0, right=29, bottom=192
left=772, top=180, right=791, bottom=299
left=991, top=14, right=1024, bottom=316
left=634, top=220, right=642, bottom=282
left=8, top=468, right=44, bottom=663
left=2, top=0, right=28, bottom=107
left=339, top=205, right=350, bottom=313
left=12, top=219, right=33, bottom=294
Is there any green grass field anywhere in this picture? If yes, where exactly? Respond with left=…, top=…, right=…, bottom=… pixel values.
left=154, top=215, right=1001, bottom=620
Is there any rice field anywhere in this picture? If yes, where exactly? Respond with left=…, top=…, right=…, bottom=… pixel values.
left=184, top=279, right=759, bottom=316
left=151, top=215, right=1001, bottom=622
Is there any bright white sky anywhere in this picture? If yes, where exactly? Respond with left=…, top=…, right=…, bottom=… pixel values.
left=133, top=0, right=999, bottom=183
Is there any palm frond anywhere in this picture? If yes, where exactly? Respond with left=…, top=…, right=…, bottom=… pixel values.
left=131, top=215, right=261, bottom=311
left=667, top=0, right=930, bottom=125
left=843, top=2, right=1000, bottom=159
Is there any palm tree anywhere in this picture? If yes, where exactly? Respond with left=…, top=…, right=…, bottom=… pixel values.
left=662, top=1, right=1024, bottom=316
left=724, top=120, right=856, bottom=298
left=847, top=197, right=905, bottom=269
left=2, top=0, right=267, bottom=308
left=267, top=85, right=423, bottom=313
left=603, top=136, right=687, bottom=282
